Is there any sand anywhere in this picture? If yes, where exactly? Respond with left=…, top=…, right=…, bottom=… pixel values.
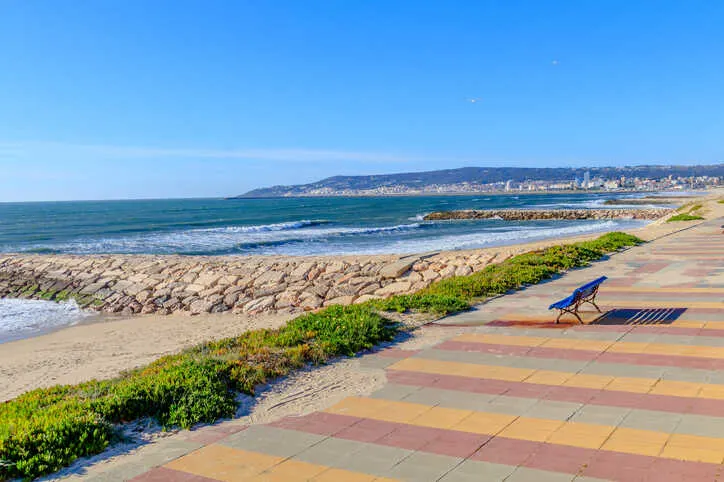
left=0, top=311, right=294, bottom=402
left=2, top=190, right=721, bottom=403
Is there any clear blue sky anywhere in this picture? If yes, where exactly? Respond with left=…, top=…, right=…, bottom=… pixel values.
left=1, top=0, right=722, bottom=201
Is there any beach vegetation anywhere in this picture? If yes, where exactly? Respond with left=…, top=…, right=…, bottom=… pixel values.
left=666, top=213, right=705, bottom=222
left=0, top=231, right=642, bottom=480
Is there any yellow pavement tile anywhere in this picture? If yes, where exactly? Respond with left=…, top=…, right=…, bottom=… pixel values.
left=453, top=411, right=518, bottom=435
left=672, top=321, right=708, bottom=329
left=666, top=434, right=724, bottom=452
left=376, top=400, right=433, bottom=424
left=660, top=445, right=724, bottom=464
left=547, top=422, right=615, bottom=450
left=312, top=468, right=378, bottom=482
left=563, top=373, right=615, bottom=390
left=643, top=344, right=690, bottom=356
left=257, top=460, right=328, bottom=481
left=166, top=445, right=284, bottom=481
left=498, top=417, right=565, bottom=442
left=412, top=406, right=473, bottom=430
left=326, top=397, right=393, bottom=419
left=696, top=384, right=724, bottom=400
left=601, top=428, right=670, bottom=457
left=604, top=377, right=657, bottom=394
left=649, top=380, right=702, bottom=398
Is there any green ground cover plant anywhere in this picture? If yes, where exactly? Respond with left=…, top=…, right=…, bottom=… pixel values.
left=0, top=231, right=642, bottom=480
left=667, top=213, right=705, bottom=222
left=668, top=202, right=706, bottom=222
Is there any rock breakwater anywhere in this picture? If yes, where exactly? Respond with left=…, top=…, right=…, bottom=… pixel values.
left=0, top=250, right=511, bottom=317
left=423, top=208, right=672, bottom=221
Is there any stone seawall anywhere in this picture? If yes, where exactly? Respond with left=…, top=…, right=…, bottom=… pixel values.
left=424, top=208, right=672, bottom=221
left=0, top=250, right=510, bottom=317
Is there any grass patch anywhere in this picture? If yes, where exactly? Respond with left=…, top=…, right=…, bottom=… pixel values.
left=718, top=199, right=724, bottom=204
left=667, top=213, right=705, bottom=222
left=669, top=201, right=706, bottom=222
left=0, top=232, right=643, bottom=480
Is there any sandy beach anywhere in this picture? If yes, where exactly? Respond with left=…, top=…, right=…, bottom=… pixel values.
left=1, top=192, right=720, bottom=403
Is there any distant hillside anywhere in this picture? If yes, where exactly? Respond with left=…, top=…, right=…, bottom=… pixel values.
left=236, top=164, right=724, bottom=198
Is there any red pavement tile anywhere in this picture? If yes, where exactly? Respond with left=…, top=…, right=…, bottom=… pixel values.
left=471, top=437, right=541, bottom=466
left=130, top=467, right=218, bottom=482
left=335, top=418, right=396, bottom=443
left=582, top=451, right=656, bottom=482
left=688, top=398, right=724, bottom=417
left=437, top=341, right=533, bottom=357
left=269, top=412, right=359, bottom=435
left=387, top=370, right=439, bottom=386
left=422, top=430, right=492, bottom=458
left=377, top=424, right=442, bottom=451
left=523, top=444, right=593, bottom=474
left=504, top=382, right=554, bottom=399
left=646, top=458, right=722, bottom=481
left=432, top=375, right=487, bottom=393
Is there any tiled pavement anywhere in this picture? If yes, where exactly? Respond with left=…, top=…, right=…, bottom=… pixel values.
left=123, top=220, right=723, bottom=481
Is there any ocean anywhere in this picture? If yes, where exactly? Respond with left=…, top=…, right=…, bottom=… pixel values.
left=0, top=192, right=659, bottom=342
left=0, top=193, right=652, bottom=257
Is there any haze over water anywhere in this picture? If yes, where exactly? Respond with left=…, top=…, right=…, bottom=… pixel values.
left=0, top=193, right=650, bottom=257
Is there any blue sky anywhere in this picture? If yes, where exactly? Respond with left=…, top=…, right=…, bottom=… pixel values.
left=1, top=1, right=722, bottom=201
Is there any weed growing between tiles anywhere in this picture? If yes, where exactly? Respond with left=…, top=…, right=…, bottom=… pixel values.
left=0, top=232, right=642, bottom=480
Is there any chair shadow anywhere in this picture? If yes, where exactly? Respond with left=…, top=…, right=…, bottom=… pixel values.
left=591, top=308, right=688, bottom=325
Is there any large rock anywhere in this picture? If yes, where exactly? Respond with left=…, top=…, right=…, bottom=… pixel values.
left=379, top=259, right=417, bottom=279
left=254, top=270, right=285, bottom=286
left=375, top=281, right=413, bottom=296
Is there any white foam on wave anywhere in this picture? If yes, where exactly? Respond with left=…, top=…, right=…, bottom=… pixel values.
left=20, top=222, right=424, bottom=255
left=0, top=299, right=91, bottom=344
left=197, top=220, right=322, bottom=233
left=315, top=219, right=643, bottom=256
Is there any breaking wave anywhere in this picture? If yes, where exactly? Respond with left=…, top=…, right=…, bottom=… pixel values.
left=0, top=299, right=92, bottom=344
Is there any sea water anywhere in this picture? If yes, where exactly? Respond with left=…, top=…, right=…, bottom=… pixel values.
left=0, top=193, right=653, bottom=256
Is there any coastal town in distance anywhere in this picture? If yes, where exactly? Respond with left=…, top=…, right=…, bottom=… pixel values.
left=239, top=164, right=724, bottom=197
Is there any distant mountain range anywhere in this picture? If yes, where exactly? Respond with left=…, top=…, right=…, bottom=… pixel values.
left=236, top=164, right=724, bottom=198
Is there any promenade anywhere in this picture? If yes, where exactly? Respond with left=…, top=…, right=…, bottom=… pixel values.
left=92, top=218, right=724, bottom=481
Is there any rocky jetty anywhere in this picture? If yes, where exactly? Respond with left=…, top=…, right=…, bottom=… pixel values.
left=0, top=250, right=512, bottom=317
left=423, top=208, right=672, bottom=221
